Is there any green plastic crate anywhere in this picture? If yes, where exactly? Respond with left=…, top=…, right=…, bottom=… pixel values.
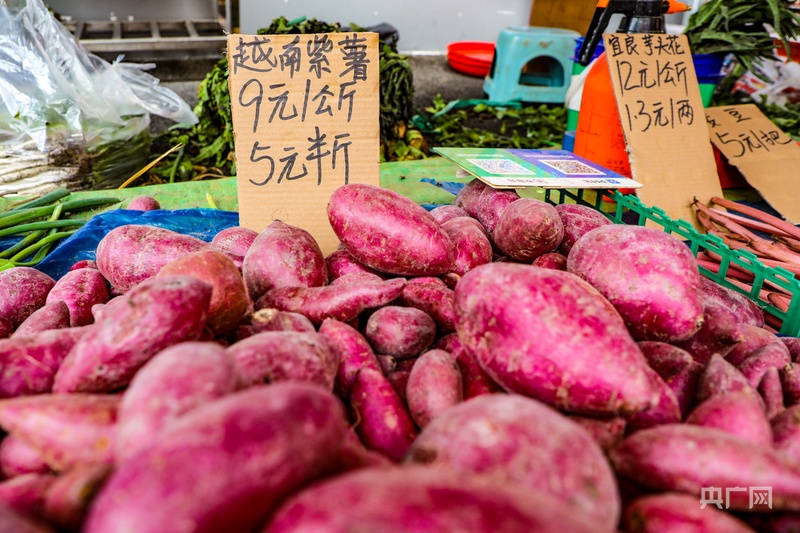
left=544, top=188, right=800, bottom=337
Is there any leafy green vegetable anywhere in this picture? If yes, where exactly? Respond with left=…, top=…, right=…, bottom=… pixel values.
left=684, top=0, right=800, bottom=70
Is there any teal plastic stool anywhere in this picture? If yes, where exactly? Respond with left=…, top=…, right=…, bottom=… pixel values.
left=484, top=27, right=581, bottom=104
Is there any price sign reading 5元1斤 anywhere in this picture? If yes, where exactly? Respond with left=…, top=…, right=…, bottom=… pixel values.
left=228, top=32, right=380, bottom=254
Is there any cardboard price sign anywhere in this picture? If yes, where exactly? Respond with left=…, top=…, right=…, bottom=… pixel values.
left=706, top=104, right=800, bottom=223
left=227, top=32, right=380, bottom=254
left=604, top=33, right=723, bottom=229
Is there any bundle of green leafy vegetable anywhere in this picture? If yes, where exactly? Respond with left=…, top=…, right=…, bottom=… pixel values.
left=684, top=0, right=800, bottom=70
left=150, top=16, right=417, bottom=181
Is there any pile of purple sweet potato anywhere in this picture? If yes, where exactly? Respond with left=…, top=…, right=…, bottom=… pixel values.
left=0, top=180, right=799, bottom=532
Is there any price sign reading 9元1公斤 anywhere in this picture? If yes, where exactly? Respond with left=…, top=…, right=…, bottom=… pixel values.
left=227, top=32, right=380, bottom=254
left=603, top=32, right=723, bottom=230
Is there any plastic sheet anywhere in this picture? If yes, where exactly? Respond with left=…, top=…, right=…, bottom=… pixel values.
left=34, top=208, right=239, bottom=280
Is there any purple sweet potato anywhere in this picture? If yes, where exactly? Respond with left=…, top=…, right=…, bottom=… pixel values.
left=44, top=268, right=110, bottom=328
left=473, top=186, right=520, bottom=236
left=256, top=277, right=406, bottom=326
left=726, top=324, right=789, bottom=366
left=435, top=333, right=501, bottom=399
left=52, top=275, right=212, bottom=394
left=42, top=464, right=111, bottom=533
left=453, top=178, right=488, bottom=218
left=406, top=394, right=620, bottom=530
left=554, top=203, right=613, bottom=256
left=95, top=225, right=213, bottom=293
left=760, top=366, right=785, bottom=419
left=568, top=415, right=627, bottom=453
left=376, top=355, right=397, bottom=376
left=0, top=327, right=89, bottom=398
left=68, top=260, right=97, bottom=272
left=698, top=276, right=764, bottom=328
left=406, top=349, right=463, bottom=428
left=567, top=224, right=704, bottom=342
left=157, top=249, right=248, bottom=335
left=83, top=383, right=351, bottom=533
left=263, top=465, right=606, bottom=533
left=737, top=343, right=792, bottom=389
left=0, top=394, right=118, bottom=472
left=441, top=216, right=493, bottom=276
left=772, top=404, right=800, bottom=464
left=241, top=220, right=327, bottom=303
left=398, top=280, right=456, bottom=333
left=327, top=184, right=454, bottom=276
left=455, top=263, right=656, bottom=416
left=210, top=226, right=258, bottom=270
left=319, top=319, right=382, bottom=398
left=350, top=368, right=418, bottom=462
left=387, top=371, right=410, bottom=405
left=0, top=473, right=56, bottom=518
left=610, top=424, right=800, bottom=511
left=623, top=493, right=757, bottom=533
left=0, top=436, right=49, bottom=478
left=638, top=341, right=703, bottom=418
left=0, top=501, right=54, bottom=532
left=782, top=337, right=800, bottom=362
left=251, top=308, right=316, bottom=333
left=532, top=251, right=567, bottom=270
left=226, top=331, right=338, bottom=390
left=697, top=354, right=761, bottom=406
left=126, top=196, right=160, bottom=211
left=626, top=366, right=682, bottom=432
left=686, top=391, right=772, bottom=446
left=325, top=248, right=381, bottom=281
left=364, top=306, right=437, bottom=360
left=674, top=301, right=746, bottom=365
left=116, top=342, right=238, bottom=461
left=781, top=363, right=800, bottom=406
left=12, top=301, right=70, bottom=338
left=429, top=204, right=470, bottom=224
left=329, top=271, right=384, bottom=285
left=493, top=198, right=564, bottom=262
left=0, top=267, right=55, bottom=331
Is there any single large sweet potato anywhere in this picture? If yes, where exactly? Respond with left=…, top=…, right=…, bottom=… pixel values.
left=327, top=184, right=454, bottom=276
left=363, top=306, right=437, bottom=360
left=623, top=493, right=757, bottom=533
left=532, top=251, right=567, bottom=270
left=83, top=383, right=350, bottom=533
left=493, top=198, right=564, bottom=262
left=0, top=394, right=118, bottom=472
left=256, top=277, right=406, bottom=326
left=405, top=349, right=463, bottom=428
left=116, top=342, right=238, bottom=461
left=472, top=187, right=520, bottom=236
left=324, top=248, right=381, bottom=281
left=45, top=268, right=109, bottom=327
left=567, top=224, right=704, bottom=342
left=226, top=331, right=338, bottom=391
left=12, top=301, right=70, bottom=338
left=674, top=301, right=746, bottom=365
left=210, top=226, right=258, bottom=269
left=686, top=391, right=772, bottom=446
left=0, top=327, right=89, bottom=398
left=319, top=319, right=382, bottom=398
left=95, top=225, right=213, bottom=293
left=698, top=276, right=764, bottom=328
left=429, top=205, right=469, bottom=224
left=455, top=263, right=656, bottom=416
left=126, top=196, right=160, bottom=211
left=52, top=276, right=212, bottom=394
left=405, top=394, right=620, bottom=530
left=440, top=216, right=493, bottom=276
left=241, top=220, right=327, bottom=303
left=350, top=368, right=418, bottom=462
left=555, top=203, right=613, bottom=256
left=263, top=466, right=606, bottom=533
left=0, top=267, right=55, bottom=332
left=610, top=424, right=800, bottom=511
left=251, top=308, right=316, bottom=334
left=697, top=354, right=762, bottom=407
left=453, top=178, right=488, bottom=218
left=157, top=249, right=248, bottom=335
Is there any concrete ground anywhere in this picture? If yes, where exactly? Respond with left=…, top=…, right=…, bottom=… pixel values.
left=148, top=53, right=487, bottom=135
